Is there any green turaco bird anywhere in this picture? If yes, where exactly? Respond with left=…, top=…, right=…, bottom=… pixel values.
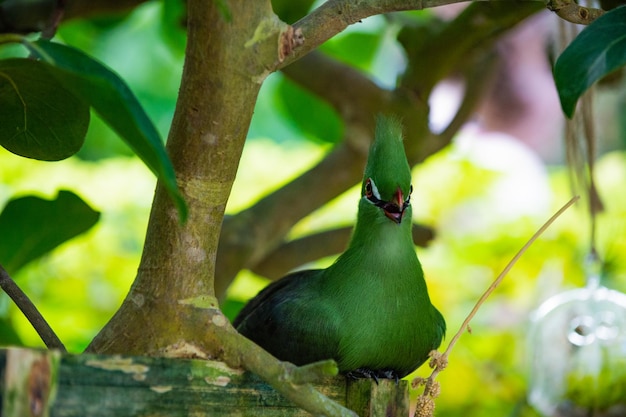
left=234, top=116, right=445, bottom=381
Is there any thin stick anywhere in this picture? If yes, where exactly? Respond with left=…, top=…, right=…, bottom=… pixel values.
left=421, top=195, right=580, bottom=390
left=0, top=264, right=67, bottom=352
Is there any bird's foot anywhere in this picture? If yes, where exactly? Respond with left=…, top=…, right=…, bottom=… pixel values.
left=345, top=368, right=401, bottom=385
left=380, top=369, right=401, bottom=385
left=346, top=368, right=380, bottom=384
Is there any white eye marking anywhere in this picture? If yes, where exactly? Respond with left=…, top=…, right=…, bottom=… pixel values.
left=366, top=178, right=381, bottom=200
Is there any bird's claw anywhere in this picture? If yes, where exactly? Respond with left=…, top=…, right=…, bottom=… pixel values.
left=346, top=368, right=380, bottom=384
left=345, top=368, right=401, bottom=385
left=380, top=369, right=401, bottom=385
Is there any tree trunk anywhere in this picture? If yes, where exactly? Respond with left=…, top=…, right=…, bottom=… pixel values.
left=87, top=0, right=282, bottom=356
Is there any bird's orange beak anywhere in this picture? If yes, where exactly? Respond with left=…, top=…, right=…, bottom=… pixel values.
left=383, top=187, right=405, bottom=224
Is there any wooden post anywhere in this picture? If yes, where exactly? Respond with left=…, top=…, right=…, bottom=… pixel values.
left=347, top=379, right=410, bottom=417
left=0, top=347, right=409, bottom=416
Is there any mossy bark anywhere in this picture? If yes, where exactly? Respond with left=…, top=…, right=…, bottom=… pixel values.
left=86, top=0, right=284, bottom=355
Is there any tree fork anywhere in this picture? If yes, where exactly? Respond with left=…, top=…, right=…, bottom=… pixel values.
left=86, top=0, right=278, bottom=355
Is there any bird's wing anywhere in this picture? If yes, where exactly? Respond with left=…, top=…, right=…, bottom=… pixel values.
left=232, top=269, right=319, bottom=327
left=233, top=269, right=341, bottom=366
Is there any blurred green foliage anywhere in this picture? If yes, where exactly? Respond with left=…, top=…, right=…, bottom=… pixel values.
left=0, top=2, right=626, bottom=417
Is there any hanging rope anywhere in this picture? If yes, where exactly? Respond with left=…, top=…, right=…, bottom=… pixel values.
left=558, top=5, right=604, bottom=276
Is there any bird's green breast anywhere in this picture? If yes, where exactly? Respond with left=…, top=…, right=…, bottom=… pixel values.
left=320, top=204, right=443, bottom=374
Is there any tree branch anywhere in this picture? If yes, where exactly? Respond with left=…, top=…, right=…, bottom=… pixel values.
left=275, top=0, right=548, bottom=69
left=216, top=34, right=426, bottom=297
left=276, top=0, right=529, bottom=69
left=435, top=51, right=500, bottom=143
left=207, top=309, right=357, bottom=417
left=0, top=264, right=66, bottom=352
left=398, top=1, right=545, bottom=99
left=251, top=224, right=434, bottom=280
left=216, top=2, right=543, bottom=298
left=281, top=50, right=389, bottom=127
left=546, top=0, right=605, bottom=24
left=215, top=140, right=369, bottom=297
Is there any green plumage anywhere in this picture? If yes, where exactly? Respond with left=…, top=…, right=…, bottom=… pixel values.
left=234, top=116, right=445, bottom=379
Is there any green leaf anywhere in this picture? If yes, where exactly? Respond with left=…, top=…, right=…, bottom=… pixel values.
left=0, top=190, right=100, bottom=274
left=159, top=0, right=187, bottom=58
left=320, top=32, right=382, bottom=73
left=271, top=0, right=316, bottom=24
left=29, top=39, right=187, bottom=221
left=275, top=76, right=343, bottom=144
left=554, top=6, right=626, bottom=118
left=0, top=58, right=90, bottom=160
left=0, top=317, right=22, bottom=346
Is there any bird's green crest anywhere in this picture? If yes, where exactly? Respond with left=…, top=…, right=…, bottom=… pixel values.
left=362, top=116, right=412, bottom=200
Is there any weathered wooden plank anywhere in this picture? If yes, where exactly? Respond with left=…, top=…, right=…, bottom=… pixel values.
left=0, top=347, right=409, bottom=417
left=54, top=353, right=344, bottom=416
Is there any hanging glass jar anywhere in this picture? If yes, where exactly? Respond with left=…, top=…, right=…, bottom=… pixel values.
left=528, top=264, right=626, bottom=417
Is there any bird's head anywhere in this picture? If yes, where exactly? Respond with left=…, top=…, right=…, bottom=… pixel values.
left=361, top=116, right=413, bottom=225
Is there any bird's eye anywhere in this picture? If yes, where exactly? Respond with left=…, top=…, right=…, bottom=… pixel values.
left=403, top=185, right=413, bottom=208
left=365, top=179, right=373, bottom=198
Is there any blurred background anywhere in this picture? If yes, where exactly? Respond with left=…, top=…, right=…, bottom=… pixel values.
left=1, top=1, right=626, bottom=416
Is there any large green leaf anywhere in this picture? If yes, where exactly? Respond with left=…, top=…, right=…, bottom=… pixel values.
left=0, top=317, right=22, bottom=346
left=271, top=0, right=316, bottom=24
left=275, top=76, right=343, bottom=144
left=0, top=190, right=100, bottom=274
left=0, top=58, right=90, bottom=160
left=320, top=32, right=382, bottom=73
left=29, top=39, right=187, bottom=221
left=159, top=0, right=187, bottom=58
left=554, top=6, right=626, bottom=118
